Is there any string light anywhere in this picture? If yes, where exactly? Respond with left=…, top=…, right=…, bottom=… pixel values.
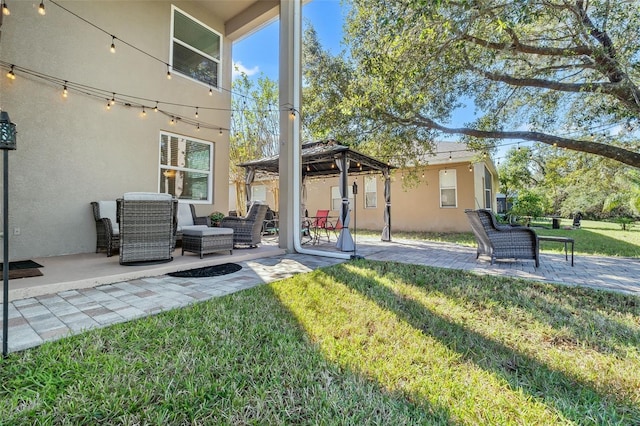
left=2, top=1, right=9, bottom=16
left=170, top=116, right=175, bottom=125
left=141, top=106, right=146, bottom=116
left=110, top=93, right=115, bottom=106
left=106, top=100, right=111, bottom=110
left=209, top=87, right=213, bottom=96
left=289, top=108, right=296, bottom=119
left=110, top=36, right=116, bottom=53
left=62, top=81, right=68, bottom=98
left=196, top=123, right=200, bottom=131
left=154, top=102, right=158, bottom=112
left=195, top=107, right=198, bottom=119
left=38, top=1, right=45, bottom=15
left=469, top=163, right=473, bottom=172
left=448, top=152, right=452, bottom=161
left=166, top=64, right=172, bottom=80
left=219, top=128, right=223, bottom=135
left=6, top=65, right=16, bottom=80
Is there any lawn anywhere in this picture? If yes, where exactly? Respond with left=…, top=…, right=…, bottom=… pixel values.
left=361, top=218, right=640, bottom=258
left=1, top=260, right=638, bottom=424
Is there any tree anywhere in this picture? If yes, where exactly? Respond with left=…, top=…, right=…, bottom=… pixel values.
left=305, top=0, right=640, bottom=168
left=230, top=71, right=280, bottom=214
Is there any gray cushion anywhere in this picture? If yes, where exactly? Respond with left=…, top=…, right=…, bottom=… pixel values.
left=177, top=203, right=195, bottom=227
left=123, top=192, right=173, bottom=201
left=182, top=227, right=233, bottom=237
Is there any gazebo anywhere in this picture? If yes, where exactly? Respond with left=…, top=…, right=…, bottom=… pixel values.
left=238, top=139, right=394, bottom=251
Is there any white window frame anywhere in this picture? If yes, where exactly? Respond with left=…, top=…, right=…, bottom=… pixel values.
left=331, top=185, right=354, bottom=211
left=484, top=167, right=493, bottom=209
left=159, top=131, right=214, bottom=203
left=439, top=169, right=457, bottom=208
left=170, top=5, right=222, bottom=91
left=364, top=175, right=377, bottom=208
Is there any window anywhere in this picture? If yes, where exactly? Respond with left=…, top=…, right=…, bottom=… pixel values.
left=439, top=169, right=457, bottom=208
left=159, top=132, right=213, bottom=203
left=364, top=175, right=377, bottom=208
left=484, top=167, right=493, bottom=209
left=251, top=185, right=267, bottom=203
left=331, top=186, right=354, bottom=211
left=171, top=6, right=221, bottom=89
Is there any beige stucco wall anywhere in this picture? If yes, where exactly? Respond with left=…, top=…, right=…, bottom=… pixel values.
left=0, top=1, right=231, bottom=259
left=246, top=161, right=497, bottom=234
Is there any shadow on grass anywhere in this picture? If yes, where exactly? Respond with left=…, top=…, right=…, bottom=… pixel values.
left=320, top=260, right=639, bottom=424
left=536, top=227, right=640, bottom=257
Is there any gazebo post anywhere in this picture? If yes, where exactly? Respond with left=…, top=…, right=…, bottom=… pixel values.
left=382, top=167, right=391, bottom=242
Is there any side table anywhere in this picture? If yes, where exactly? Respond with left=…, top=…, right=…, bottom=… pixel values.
left=538, top=236, right=574, bottom=266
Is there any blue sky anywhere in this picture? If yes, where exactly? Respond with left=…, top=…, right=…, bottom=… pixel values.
left=232, top=0, right=346, bottom=81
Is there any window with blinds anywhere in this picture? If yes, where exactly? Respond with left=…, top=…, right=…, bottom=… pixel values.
left=159, top=132, right=213, bottom=202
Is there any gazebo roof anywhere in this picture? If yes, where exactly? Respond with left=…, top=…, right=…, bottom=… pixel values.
left=238, top=139, right=394, bottom=177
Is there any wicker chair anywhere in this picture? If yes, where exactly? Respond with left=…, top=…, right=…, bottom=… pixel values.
left=220, top=202, right=269, bottom=247
left=117, top=193, right=177, bottom=265
left=91, top=200, right=120, bottom=257
left=176, top=203, right=210, bottom=242
left=465, top=209, right=540, bottom=267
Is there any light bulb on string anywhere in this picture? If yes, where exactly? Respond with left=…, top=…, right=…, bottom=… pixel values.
left=106, top=100, right=111, bottom=110
left=166, top=64, right=172, bottom=80
left=195, top=107, right=199, bottom=119
left=219, top=128, right=223, bottom=136
left=6, top=65, right=16, bottom=80
left=2, top=1, right=10, bottom=16
left=110, top=93, right=116, bottom=106
left=209, top=87, right=213, bottom=96
left=110, top=36, right=116, bottom=53
left=141, top=106, right=146, bottom=117
left=154, top=102, right=158, bottom=112
left=289, top=108, right=296, bottom=119
left=448, top=152, right=452, bottom=161
left=62, top=82, right=68, bottom=98
left=38, top=1, right=45, bottom=15
left=196, top=123, right=200, bottom=131
left=170, top=117, right=175, bottom=125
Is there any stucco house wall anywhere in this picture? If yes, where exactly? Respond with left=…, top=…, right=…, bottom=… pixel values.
left=246, top=157, right=499, bottom=234
left=1, top=1, right=234, bottom=259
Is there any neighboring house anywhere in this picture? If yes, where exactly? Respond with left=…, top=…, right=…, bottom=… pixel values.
left=0, top=1, right=278, bottom=259
left=243, top=142, right=499, bottom=233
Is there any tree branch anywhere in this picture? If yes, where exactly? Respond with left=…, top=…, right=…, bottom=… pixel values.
left=390, top=112, right=640, bottom=168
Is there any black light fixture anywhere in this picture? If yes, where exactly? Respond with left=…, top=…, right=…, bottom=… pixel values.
left=350, top=180, right=364, bottom=260
left=1, top=111, right=16, bottom=357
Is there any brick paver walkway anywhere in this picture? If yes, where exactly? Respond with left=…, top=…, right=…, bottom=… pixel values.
left=2, top=237, right=638, bottom=354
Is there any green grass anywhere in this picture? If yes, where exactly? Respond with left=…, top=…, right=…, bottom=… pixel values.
left=360, top=218, right=640, bottom=257
left=2, top=261, right=639, bottom=424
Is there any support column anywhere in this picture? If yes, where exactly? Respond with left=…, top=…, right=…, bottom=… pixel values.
left=278, top=0, right=302, bottom=252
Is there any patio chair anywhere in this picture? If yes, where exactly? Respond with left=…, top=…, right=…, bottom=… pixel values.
left=176, top=203, right=210, bottom=242
left=117, top=192, right=177, bottom=265
left=91, top=200, right=119, bottom=257
left=309, top=209, right=339, bottom=243
left=220, top=202, right=269, bottom=247
left=465, top=209, right=539, bottom=267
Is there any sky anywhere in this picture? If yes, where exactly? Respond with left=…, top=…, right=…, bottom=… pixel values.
left=232, top=0, right=346, bottom=81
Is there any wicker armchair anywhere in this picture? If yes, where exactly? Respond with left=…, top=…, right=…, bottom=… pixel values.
left=465, top=209, right=539, bottom=267
left=117, top=193, right=177, bottom=265
left=91, top=200, right=120, bottom=257
left=220, top=203, right=269, bottom=247
left=176, top=203, right=210, bottom=242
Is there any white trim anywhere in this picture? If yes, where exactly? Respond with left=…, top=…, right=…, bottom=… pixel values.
left=439, top=169, right=458, bottom=208
left=170, top=5, right=223, bottom=91
left=158, top=131, right=214, bottom=204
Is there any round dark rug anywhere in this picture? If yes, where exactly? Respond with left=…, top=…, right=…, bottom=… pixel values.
left=168, top=263, right=242, bottom=278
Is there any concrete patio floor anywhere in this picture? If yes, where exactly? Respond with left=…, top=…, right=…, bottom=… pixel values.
left=1, top=236, right=639, bottom=354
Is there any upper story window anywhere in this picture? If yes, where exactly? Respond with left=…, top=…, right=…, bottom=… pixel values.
left=439, top=169, right=457, bottom=208
left=171, top=6, right=221, bottom=89
left=159, top=132, right=214, bottom=203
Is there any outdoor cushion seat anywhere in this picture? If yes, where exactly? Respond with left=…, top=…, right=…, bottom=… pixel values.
left=181, top=227, right=234, bottom=258
left=220, top=202, right=269, bottom=247
left=176, top=203, right=210, bottom=241
left=91, top=200, right=120, bottom=257
left=465, top=209, right=539, bottom=267
left=117, top=192, right=177, bottom=265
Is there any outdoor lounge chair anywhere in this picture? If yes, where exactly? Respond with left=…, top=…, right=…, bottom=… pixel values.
left=91, top=200, right=119, bottom=257
left=117, top=192, right=177, bottom=265
left=465, top=209, right=540, bottom=267
left=220, top=202, right=269, bottom=247
left=176, top=203, right=210, bottom=242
